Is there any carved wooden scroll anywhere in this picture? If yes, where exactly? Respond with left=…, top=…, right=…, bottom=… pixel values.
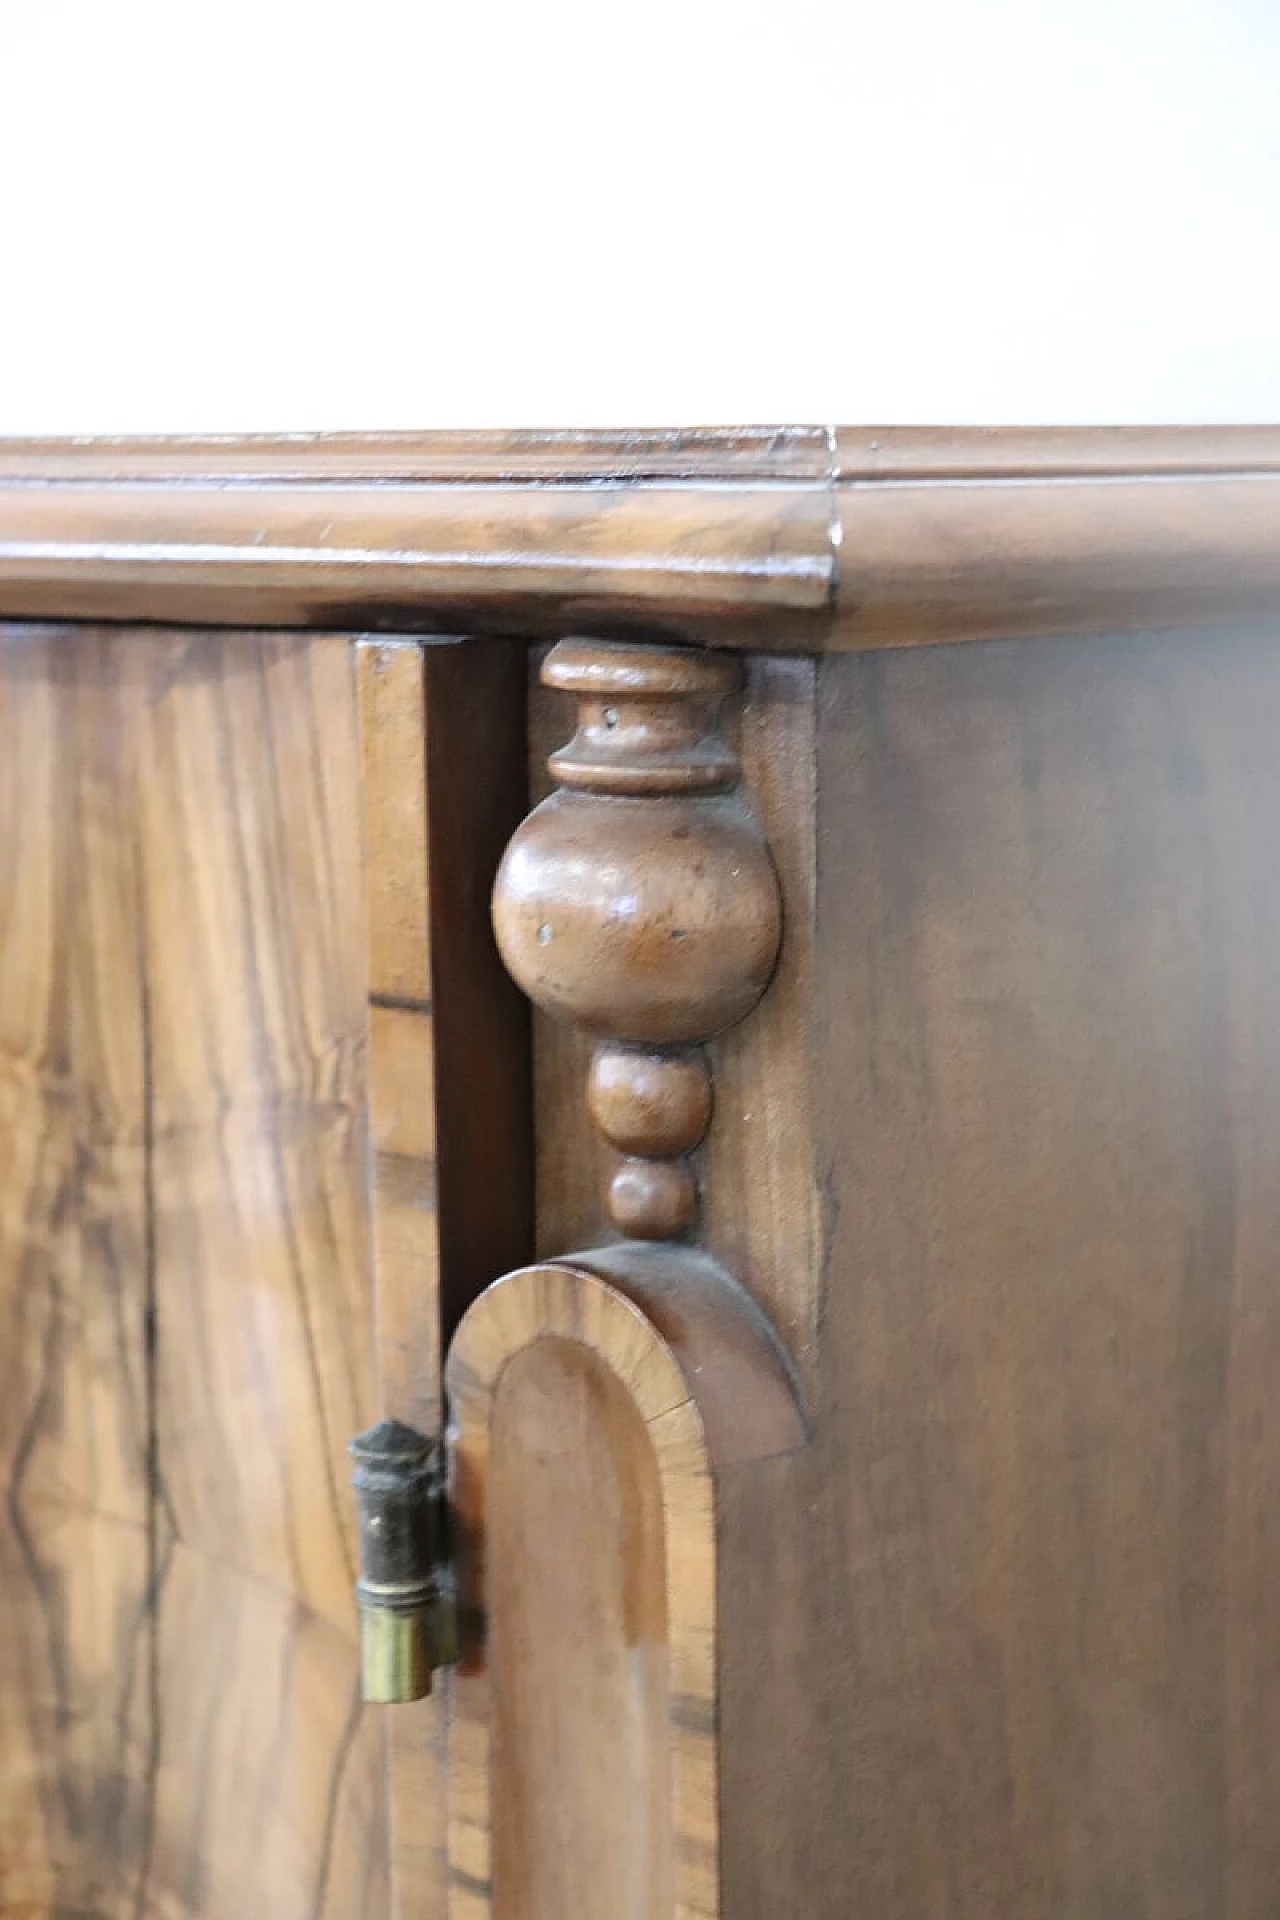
left=445, top=638, right=807, bottom=1919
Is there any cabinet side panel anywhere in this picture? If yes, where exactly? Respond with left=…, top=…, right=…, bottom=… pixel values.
left=721, top=627, right=1280, bottom=1918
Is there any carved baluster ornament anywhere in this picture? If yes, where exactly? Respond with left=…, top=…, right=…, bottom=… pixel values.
left=491, top=638, right=783, bottom=1242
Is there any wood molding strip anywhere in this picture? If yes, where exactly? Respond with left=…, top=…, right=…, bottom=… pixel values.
left=2, top=427, right=1279, bottom=648
left=834, top=470, right=1280, bottom=648
left=0, top=480, right=834, bottom=647
left=0, top=425, right=835, bottom=483
left=833, top=424, right=1280, bottom=479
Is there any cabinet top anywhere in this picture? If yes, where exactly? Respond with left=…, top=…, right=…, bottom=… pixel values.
left=0, top=426, right=1277, bottom=651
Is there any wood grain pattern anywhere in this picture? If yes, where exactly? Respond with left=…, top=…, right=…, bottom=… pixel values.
left=0, top=625, right=388, bottom=1918
left=0, top=427, right=834, bottom=484
left=0, top=481, right=834, bottom=648
left=357, top=640, right=441, bottom=1427
left=357, top=639, right=445, bottom=1918
left=700, top=656, right=821, bottom=1379
left=833, top=471, right=1280, bottom=649
left=833, top=424, right=1280, bottom=478
left=446, top=1262, right=714, bottom=1920
left=357, top=633, right=535, bottom=1384
left=0, top=629, right=153, bottom=1916
left=718, top=624, right=1280, bottom=1918
left=359, top=641, right=434, bottom=1009
left=356, top=635, right=534, bottom=1918
left=4, top=427, right=1280, bottom=653
left=489, top=1338, right=673, bottom=1920
left=444, top=1248, right=803, bottom=1920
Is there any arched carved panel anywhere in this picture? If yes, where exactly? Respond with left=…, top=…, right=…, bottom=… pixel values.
left=444, top=1250, right=805, bottom=1919
left=489, top=1336, right=673, bottom=1918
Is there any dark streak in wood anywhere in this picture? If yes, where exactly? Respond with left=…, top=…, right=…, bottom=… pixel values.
left=369, top=991, right=433, bottom=1016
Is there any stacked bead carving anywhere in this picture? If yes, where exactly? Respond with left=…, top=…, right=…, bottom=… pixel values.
left=492, top=638, right=782, bottom=1241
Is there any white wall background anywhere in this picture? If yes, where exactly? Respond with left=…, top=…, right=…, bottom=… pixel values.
left=1, top=0, right=1277, bottom=432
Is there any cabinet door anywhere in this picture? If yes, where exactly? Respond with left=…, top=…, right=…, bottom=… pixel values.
left=0, top=626, right=527, bottom=1919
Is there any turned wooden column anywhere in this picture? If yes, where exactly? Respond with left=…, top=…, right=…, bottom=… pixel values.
left=492, top=638, right=783, bottom=1246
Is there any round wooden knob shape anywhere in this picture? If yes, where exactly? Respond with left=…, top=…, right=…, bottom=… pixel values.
left=588, top=1045, right=713, bottom=1158
left=492, top=790, right=781, bottom=1046
left=608, top=1158, right=698, bottom=1240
